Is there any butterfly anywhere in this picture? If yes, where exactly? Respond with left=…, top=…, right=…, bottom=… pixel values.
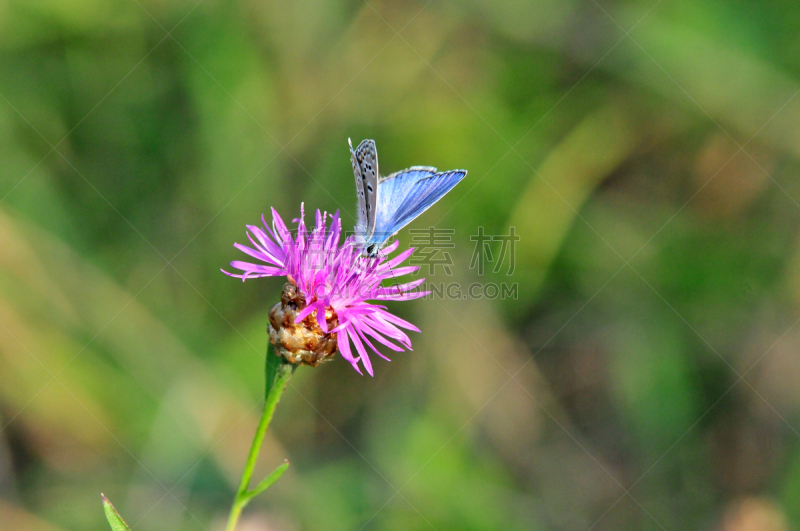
left=349, top=138, right=467, bottom=257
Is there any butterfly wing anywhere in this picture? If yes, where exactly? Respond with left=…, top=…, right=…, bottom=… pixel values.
left=374, top=168, right=467, bottom=241
left=349, top=139, right=379, bottom=242
left=373, top=166, right=435, bottom=242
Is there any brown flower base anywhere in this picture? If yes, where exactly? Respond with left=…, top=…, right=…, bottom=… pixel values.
left=268, top=282, right=338, bottom=366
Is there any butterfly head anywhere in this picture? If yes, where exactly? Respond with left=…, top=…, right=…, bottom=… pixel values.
left=356, top=242, right=379, bottom=258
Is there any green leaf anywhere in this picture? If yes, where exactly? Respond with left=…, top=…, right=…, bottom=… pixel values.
left=101, top=494, right=132, bottom=531
left=243, top=459, right=290, bottom=502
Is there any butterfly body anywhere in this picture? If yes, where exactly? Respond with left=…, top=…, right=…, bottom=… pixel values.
left=349, top=138, right=467, bottom=257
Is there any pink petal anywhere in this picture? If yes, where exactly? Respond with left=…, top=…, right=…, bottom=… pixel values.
left=353, top=320, right=397, bottom=358
left=375, top=308, right=421, bottom=332
left=294, top=302, right=319, bottom=323
left=261, top=214, right=282, bottom=244
left=363, top=314, right=413, bottom=348
left=355, top=320, right=403, bottom=352
left=229, top=261, right=284, bottom=276
left=349, top=331, right=373, bottom=376
left=330, top=319, right=350, bottom=333
left=234, top=242, right=274, bottom=264
left=246, top=227, right=284, bottom=263
left=390, top=266, right=420, bottom=277
left=381, top=240, right=400, bottom=255
left=317, top=305, right=329, bottom=334
left=337, top=328, right=363, bottom=375
left=375, top=277, right=426, bottom=296
left=271, top=208, right=291, bottom=241
left=381, top=246, right=415, bottom=270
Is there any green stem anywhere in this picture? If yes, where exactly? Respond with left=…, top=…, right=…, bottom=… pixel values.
left=225, top=343, right=295, bottom=531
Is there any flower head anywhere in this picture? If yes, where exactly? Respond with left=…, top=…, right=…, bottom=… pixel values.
left=223, top=204, right=427, bottom=375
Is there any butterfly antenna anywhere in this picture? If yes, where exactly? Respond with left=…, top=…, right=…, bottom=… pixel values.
left=380, top=249, right=405, bottom=296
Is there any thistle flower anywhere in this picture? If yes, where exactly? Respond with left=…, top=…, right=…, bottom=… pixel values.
left=223, top=204, right=427, bottom=376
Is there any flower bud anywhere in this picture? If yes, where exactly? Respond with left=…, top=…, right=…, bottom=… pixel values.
left=269, top=282, right=338, bottom=366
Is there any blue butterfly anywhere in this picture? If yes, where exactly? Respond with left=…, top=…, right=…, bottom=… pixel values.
left=349, top=138, right=467, bottom=257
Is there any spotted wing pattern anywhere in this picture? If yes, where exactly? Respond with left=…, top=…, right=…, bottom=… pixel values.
left=349, top=138, right=379, bottom=241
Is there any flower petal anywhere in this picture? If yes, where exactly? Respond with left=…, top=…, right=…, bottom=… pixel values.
left=349, top=330, right=373, bottom=376
left=229, top=261, right=284, bottom=276
left=353, top=319, right=399, bottom=355
left=234, top=242, right=275, bottom=265
left=337, top=328, right=363, bottom=375
left=381, top=240, right=400, bottom=255
left=380, top=246, right=414, bottom=270
left=271, top=208, right=291, bottom=241
left=375, top=277, right=427, bottom=296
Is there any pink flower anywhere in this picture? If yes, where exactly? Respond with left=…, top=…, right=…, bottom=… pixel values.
left=223, top=204, right=428, bottom=375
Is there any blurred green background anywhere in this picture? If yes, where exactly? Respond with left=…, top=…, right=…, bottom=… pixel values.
left=3, top=0, right=800, bottom=529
